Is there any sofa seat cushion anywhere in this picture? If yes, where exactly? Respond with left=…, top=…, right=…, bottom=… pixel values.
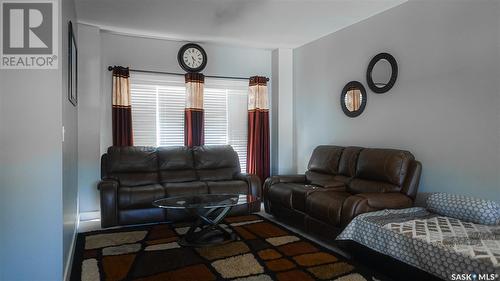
left=119, top=208, right=166, bottom=225
left=305, top=191, right=351, bottom=226
left=305, top=171, right=342, bottom=188
left=119, top=184, right=165, bottom=210
left=111, top=172, right=159, bottom=187
left=340, top=193, right=412, bottom=226
left=348, top=178, right=400, bottom=194
left=206, top=180, right=248, bottom=195
left=163, top=181, right=208, bottom=196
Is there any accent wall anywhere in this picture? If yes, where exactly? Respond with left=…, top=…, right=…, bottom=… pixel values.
left=293, top=0, right=500, bottom=203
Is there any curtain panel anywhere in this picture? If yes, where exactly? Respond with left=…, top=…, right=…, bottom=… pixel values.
left=112, top=66, right=133, bottom=146
left=184, top=73, right=205, bottom=147
left=247, top=76, right=270, bottom=183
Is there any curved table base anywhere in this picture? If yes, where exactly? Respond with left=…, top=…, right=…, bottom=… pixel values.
left=179, top=206, right=237, bottom=247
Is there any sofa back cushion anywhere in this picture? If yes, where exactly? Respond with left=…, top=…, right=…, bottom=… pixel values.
left=307, top=146, right=344, bottom=174
left=193, top=145, right=240, bottom=181
left=158, top=146, right=197, bottom=183
left=306, top=146, right=344, bottom=187
left=427, top=193, right=500, bottom=225
left=349, top=148, right=414, bottom=193
left=106, top=146, right=159, bottom=186
left=338, top=146, right=362, bottom=177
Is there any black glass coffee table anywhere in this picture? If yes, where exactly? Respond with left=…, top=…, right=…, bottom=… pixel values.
left=153, top=194, right=259, bottom=247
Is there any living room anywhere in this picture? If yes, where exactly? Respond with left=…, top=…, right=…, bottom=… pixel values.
left=0, top=0, right=499, bottom=281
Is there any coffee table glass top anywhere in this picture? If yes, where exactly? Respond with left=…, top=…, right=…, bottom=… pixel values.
left=153, top=194, right=259, bottom=209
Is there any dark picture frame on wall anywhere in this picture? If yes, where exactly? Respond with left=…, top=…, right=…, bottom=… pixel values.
left=68, top=21, right=77, bottom=106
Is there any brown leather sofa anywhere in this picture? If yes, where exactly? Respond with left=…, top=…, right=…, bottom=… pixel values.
left=99, top=145, right=261, bottom=228
left=263, top=146, right=421, bottom=236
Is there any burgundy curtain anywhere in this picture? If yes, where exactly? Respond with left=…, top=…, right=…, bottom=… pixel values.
left=184, top=73, right=205, bottom=147
left=247, top=76, right=270, bottom=183
left=112, top=66, right=133, bottom=146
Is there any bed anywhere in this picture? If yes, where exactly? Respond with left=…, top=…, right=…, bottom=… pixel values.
left=337, top=206, right=500, bottom=280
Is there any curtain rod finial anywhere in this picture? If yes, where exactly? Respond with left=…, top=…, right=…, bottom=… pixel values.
left=108, top=66, right=114, bottom=71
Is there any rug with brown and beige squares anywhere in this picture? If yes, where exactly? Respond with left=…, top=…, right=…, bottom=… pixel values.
left=70, top=214, right=388, bottom=281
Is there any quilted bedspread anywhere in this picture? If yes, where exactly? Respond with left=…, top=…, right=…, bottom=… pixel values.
left=337, top=207, right=500, bottom=280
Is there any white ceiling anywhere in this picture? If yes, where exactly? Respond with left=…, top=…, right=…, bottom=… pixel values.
left=75, top=0, right=407, bottom=49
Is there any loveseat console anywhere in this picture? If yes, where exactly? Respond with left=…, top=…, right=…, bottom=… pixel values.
left=263, top=145, right=421, bottom=236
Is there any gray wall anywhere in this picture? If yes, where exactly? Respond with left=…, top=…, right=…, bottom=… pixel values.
left=293, top=0, right=500, bottom=202
left=78, top=29, right=272, bottom=213
left=62, top=0, right=78, bottom=278
left=272, top=49, right=295, bottom=174
left=0, top=0, right=78, bottom=279
left=77, top=24, right=102, bottom=217
left=271, top=50, right=280, bottom=175
left=0, top=69, right=63, bottom=281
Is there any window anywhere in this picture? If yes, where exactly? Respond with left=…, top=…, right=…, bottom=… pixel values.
left=130, top=73, right=248, bottom=170
left=130, top=73, right=185, bottom=147
left=204, top=78, right=248, bottom=171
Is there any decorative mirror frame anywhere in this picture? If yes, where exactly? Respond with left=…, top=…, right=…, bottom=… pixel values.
left=366, top=52, right=398, bottom=94
left=341, top=81, right=367, bottom=118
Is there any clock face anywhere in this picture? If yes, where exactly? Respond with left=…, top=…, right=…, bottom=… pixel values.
left=183, top=47, right=203, bottom=69
left=178, top=44, right=207, bottom=72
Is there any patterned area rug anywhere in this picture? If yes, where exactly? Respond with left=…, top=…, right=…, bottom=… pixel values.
left=71, top=214, right=387, bottom=281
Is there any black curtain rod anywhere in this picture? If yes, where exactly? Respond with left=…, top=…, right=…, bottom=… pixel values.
left=107, top=66, right=269, bottom=81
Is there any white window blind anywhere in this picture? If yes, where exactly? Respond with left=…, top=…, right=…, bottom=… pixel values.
left=129, top=83, right=157, bottom=146
left=205, top=78, right=248, bottom=171
left=130, top=73, right=249, bottom=170
left=130, top=73, right=186, bottom=147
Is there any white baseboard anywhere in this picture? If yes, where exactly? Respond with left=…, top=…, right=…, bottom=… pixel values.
left=79, top=211, right=100, bottom=221
left=63, top=214, right=79, bottom=281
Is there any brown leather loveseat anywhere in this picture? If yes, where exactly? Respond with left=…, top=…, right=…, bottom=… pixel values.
left=263, top=146, right=421, bottom=236
left=99, top=145, right=261, bottom=228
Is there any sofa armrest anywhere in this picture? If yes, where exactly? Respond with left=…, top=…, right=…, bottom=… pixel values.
left=262, top=174, right=307, bottom=213
left=98, top=179, right=119, bottom=228
left=235, top=173, right=262, bottom=198
left=355, top=193, right=413, bottom=209
left=235, top=173, right=262, bottom=213
left=401, top=160, right=422, bottom=200
left=264, top=175, right=307, bottom=189
left=341, top=193, right=413, bottom=227
left=323, top=184, right=347, bottom=192
left=273, top=175, right=307, bottom=184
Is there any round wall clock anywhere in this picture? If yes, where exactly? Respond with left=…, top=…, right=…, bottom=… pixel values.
left=177, top=43, right=207, bottom=72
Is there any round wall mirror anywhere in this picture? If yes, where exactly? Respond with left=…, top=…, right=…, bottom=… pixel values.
left=341, top=81, right=367, bottom=118
left=366, top=53, right=398, bottom=93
